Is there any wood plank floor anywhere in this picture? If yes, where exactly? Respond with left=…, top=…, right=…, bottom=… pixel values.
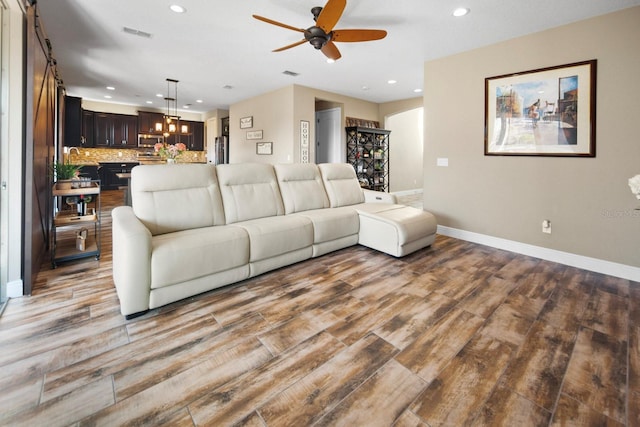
left=1, top=190, right=639, bottom=426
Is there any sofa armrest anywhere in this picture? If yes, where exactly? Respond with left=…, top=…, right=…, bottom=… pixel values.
left=362, top=189, right=398, bottom=204
left=112, top=206, right=152, bottom=317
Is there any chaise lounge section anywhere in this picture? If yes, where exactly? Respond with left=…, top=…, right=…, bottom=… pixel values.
left=111, top=162, right=437, bottom=318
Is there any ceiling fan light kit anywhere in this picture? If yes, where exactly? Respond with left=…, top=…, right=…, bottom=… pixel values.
left=253, top=0, right=387, bottom=61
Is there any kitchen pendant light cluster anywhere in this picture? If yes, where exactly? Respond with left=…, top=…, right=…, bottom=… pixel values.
left=162, top=78, right=182, bottom=137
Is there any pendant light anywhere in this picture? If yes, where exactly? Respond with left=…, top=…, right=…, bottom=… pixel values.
left=163, top=78, right=180, bottom=138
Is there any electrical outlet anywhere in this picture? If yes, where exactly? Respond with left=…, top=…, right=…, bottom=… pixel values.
left=542, top=220, right=551, bottom=234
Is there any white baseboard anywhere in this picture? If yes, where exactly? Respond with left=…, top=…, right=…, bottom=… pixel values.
left=437, top=225, right=640, bottom=282
left=7, top=280, right=23, bottom=297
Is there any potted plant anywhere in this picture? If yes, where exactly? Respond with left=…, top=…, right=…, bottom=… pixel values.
left=50, top=162, right=82, bottom=189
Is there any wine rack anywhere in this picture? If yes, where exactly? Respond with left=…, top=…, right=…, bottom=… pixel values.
left=346, top=126, right=390, bottom=192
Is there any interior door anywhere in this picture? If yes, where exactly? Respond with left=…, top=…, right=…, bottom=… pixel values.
left=315, top=108, right=342, bottom=164
left=24, top=5, right=59, bottom=294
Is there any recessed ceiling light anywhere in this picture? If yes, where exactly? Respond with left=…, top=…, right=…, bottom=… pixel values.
left=327, top=59, right=335, bottom=64
left=146, top=101, right=153, bottom=104
left=104, top=95, right=112, bottom=99
left=453, top=7, right=470, bottom=17
left=414, top=88, right=423, bottom=93
left=106, top=86, right=115, bottom=91
left=196, top=99, right=203, bottom=103
left=156, top=93, right=163, bottom=98
left=387, top=80, right=397, bottom=85
left=361, top=86, right=369, bottom=91
left=170, top=5, right=186, bottom=13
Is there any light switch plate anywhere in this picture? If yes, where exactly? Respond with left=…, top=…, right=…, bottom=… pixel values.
left=437, top=158, right=449, bottom=167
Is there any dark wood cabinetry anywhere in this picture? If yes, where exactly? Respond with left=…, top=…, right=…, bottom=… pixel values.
left=189, top=120, right=205, bottom=151
left=94, top=113, right=138, bottom=147
left=82, top=110, right=95, bottom=147
left=165, top=120, right=204, bottom=151
left=64, top=96, right=83, bottom=147
left=98, top=162, right=138, bottom=190
left=64, top=98, right=206, bottom=151
left=137, top=111, right=164, bottom=135
left=346, top=126, right=390, bottom=192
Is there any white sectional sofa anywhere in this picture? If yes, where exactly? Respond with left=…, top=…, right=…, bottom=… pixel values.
left=111, top=162, right=437, bottom=319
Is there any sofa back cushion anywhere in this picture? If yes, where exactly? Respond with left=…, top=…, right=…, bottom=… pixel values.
left=318, top=163, right=365, bottom=207
left=216, top=163, right=285, bottom=224
left=131, top=164, right=225, bottom=235
left=274, top=163, right=330, bottom=214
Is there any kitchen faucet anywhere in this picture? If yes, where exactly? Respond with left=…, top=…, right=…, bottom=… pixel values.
left=68, top=147, right=80, bottom=161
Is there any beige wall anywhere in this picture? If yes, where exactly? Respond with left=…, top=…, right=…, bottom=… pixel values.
left=386, top=107, right=424, bottom=192
left=423, top=7, right=640, bottom=268
left=230, top=85, right=295, bottom=164
left=229, top=84, right=380, bottom=164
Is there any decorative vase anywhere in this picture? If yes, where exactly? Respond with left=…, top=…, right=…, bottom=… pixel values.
left=166, top=158, right=176, bottom=164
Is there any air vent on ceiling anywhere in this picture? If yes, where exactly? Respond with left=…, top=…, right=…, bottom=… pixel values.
left=123, top=27, right=152, bottom=39
left=282, top=70, right=299, bottom=77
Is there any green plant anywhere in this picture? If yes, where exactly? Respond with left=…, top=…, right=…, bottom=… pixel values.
left=50, top=162, right=82, bottom=180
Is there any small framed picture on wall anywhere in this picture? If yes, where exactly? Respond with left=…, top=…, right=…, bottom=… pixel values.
left=240, top=116, right=253, bottom=129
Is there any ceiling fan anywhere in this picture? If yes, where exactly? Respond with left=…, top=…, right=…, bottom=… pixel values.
left=253, top=0, right=387, bottom=61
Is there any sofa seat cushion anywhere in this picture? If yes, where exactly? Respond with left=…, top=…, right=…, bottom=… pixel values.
left=358, top=206, right=438, bottom=257
left=235, top=215, right=313, bottom=262
left=151, top=225, right=249, bottom=289
left=294, top=206, right=359, bottom=244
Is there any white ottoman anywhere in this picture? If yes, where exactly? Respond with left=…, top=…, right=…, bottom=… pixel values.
left=356, top=206, right=437, bottom=257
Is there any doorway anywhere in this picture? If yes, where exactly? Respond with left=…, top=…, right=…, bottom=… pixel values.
left=315, top=107, right=342, bottom=164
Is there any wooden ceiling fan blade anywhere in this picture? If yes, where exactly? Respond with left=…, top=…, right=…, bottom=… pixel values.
left=332, top=29, right=387, bottom=42
left=252, top=15, right=305, bottom=33
left=273, top=39, right=307, bottom=52
left=321, top=41, right=342, bottom=60
left=316, top=0, right=346, bottom=33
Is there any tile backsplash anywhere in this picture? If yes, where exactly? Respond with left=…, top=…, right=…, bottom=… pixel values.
left=65, top=147, right=206, bottom=164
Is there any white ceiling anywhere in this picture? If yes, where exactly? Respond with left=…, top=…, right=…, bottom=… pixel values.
left=37, top=0, right=640, bottom=115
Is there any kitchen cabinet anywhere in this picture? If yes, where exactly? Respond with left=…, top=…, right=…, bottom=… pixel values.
left=94, top=113, right=138, bottom=147
left=98, top=162, right=139, bottom=190
left=51, top=180, right=101, bottom=267
left=82, top=110, right=95, bottom=147
left=166, top=120, right=205, bottom=151
left=346, top=126, right=390, bottom=192
left=78, top=165, right=100, bottom=181
left=138, top=111, right=164, bottom=135
left=64, top=96, right=83, bottom=147
left=189, top=121, right=204, bottom=151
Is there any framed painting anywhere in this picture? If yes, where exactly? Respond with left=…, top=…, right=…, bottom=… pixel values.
left=485, top=60, right=596, bottom=157
left=246, top=130, right=263, bottom=140
left=256, top=142, right=272, bottom=155
left=240, top=116, right=253, bottom=129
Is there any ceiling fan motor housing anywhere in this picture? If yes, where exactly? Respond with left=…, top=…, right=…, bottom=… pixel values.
left=305, top=26, right=331, bottom=49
